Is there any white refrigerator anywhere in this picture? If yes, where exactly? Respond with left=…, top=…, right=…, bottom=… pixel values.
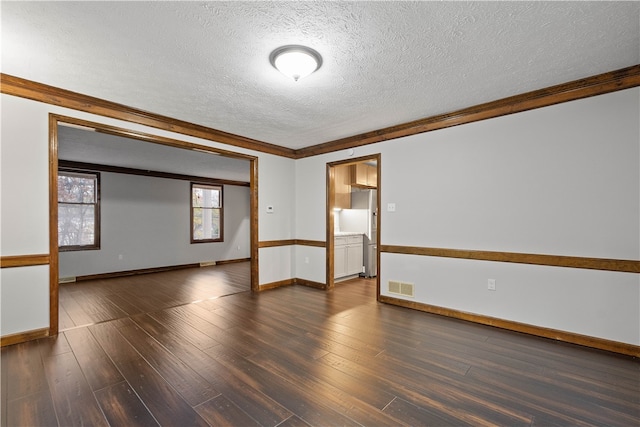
left=350, top=189, right=377, bottom=277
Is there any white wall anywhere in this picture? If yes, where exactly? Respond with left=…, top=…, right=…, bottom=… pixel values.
left=258, top=153, right=296, bottom=284
left=1, top=96, right=51, bottom=336
left=2, top=87, right=638, bottom=346
left=59, top=172, right=250, bottom=277
left=0, top=266, right=50, bottom=335
left=295, top=88, right=640, bottom=345
left=0, top=94, right=296, bottom=337
left=380, top=90, right=638, bottom=258
left=0, top=96, right=50, bottom=256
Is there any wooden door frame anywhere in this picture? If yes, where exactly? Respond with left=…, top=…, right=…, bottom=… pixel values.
left=326, top=153, right=381, bottom=297
left=48, top=114, right=259, bottom=336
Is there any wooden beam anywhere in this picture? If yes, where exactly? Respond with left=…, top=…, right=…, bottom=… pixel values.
left=59, top=160, right=250, bottom=187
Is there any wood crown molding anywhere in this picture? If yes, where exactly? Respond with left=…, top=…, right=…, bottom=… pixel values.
left=294, top=65, right=640, bottom=158
left=0, top=254, right=50, bottom=268
left=59, top=160, right=250, bottom=187
left=379, top=295, right=640, bottom=357
left=1, top=74, right=296, bottom=159
left=380, top=245, right=640, bottom=274
left=2, top=66, right=638, bottom=160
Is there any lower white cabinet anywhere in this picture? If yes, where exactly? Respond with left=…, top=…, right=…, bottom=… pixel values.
left=334, top=234, right=363, bottom=279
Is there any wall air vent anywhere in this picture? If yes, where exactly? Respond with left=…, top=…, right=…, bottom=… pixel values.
left=388, top=280, right=414, bottom=297
left=200, top=261, right=217, bottom=267
left=389, top=280, right=401, bottom=294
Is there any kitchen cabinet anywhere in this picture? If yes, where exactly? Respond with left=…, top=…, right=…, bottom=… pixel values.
left=334, top=165, right=351, bottom=209
left=351, top=163, right=377, bottom=188
left=334, top=234, right=363, bottom=279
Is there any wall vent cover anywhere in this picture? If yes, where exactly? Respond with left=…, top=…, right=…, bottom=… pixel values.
left=388, top=281, right=414, bottom=297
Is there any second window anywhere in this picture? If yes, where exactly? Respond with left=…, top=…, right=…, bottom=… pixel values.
left=191, top=183, right=223, bottom=243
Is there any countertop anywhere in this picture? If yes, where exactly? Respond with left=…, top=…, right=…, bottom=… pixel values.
left=334, top=232, right=364, bottom=236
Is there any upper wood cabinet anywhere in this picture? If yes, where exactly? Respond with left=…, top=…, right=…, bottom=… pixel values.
left=351, top=163, right=377, bottom=188
left=334, top=165, right=351, bottom=209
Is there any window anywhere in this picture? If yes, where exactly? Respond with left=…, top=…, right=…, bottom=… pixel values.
left=58, top=170, right=100, bottom=250
left=191, top=183, right=223, bottom=243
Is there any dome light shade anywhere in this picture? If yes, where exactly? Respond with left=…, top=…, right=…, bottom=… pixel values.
left=270, top=45, right=322, bottom=81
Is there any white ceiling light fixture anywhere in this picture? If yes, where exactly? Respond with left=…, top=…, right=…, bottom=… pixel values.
left=270, top=45, right=322, bottom=82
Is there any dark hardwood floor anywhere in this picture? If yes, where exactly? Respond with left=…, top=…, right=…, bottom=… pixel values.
left=2, top=262, right=638, bottom=426
left=58, top=262, right=251, bottom=330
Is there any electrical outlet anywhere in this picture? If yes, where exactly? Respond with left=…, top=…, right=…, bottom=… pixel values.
left=488, top=279, right=496, bottom=291
left=305, top=257, right=309, bottom=264
left=387, top=203, right=396, bottom=212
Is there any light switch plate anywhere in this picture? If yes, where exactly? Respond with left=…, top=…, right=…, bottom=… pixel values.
left=266, top=205, right=274, bottom=214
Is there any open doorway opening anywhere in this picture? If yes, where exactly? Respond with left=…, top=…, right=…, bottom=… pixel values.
left=49, top=115, right=259, bottom=335
left=326, top=154, right=381, bottom=297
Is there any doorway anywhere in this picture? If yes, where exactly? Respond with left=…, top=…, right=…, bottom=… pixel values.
left=326, top=154, right=381, bottom=298
left=49, top=114, right=259, bottom=335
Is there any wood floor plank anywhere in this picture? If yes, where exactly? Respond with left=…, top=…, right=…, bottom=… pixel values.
left=205, top=346, right=363, bottom=426
left=382, top=396, right=465, bottom=427
left=58, top=303, right=77, bottom=330
left=318, top=350, right=533, bottom=426
left=194, top=394, right=261, bottom=427
left=3, top=263, right=638, bottom=427
left=151, top=306, right=267, bottom=358
left=247, top=345, right=404, bottom=424
left=5, top=391, right=58, bottom=427
left=116, top=320, right=220, bottom=406
left=94, top=381, right=160, bottom=427
left=58, top=288, right=99, bottom=326
left=90, top=321, right=210, bottom=426
left=131, top=312, right=294, bottom=426
left=181, top=302, right=243, bottom=330
left=486, top=334, right=640, bottom=389
left=42, top=351, right=109, bottom=426
left=467, top=366, right=640, bottom=426
left=1, top=347, right=8, bottom=427
left=547, top=367, right=640, bottom=405
left=102, top=292, right=146, bottom=316
left=276, top=415, right=314, bottom=427
left=119, top=286, right=172, bottom=312
left=148, top=307, right=223, bottom=350
left=36, top=333, right=72, bottom=359
left=74, top=292, right=129, bottom=323
left=64, top=327, right=124, bottom=391
left=4, top=340, right=49, bottom=400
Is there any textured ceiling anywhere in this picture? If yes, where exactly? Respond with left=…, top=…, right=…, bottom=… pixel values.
left=2, top=1, right=639, bottom=150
